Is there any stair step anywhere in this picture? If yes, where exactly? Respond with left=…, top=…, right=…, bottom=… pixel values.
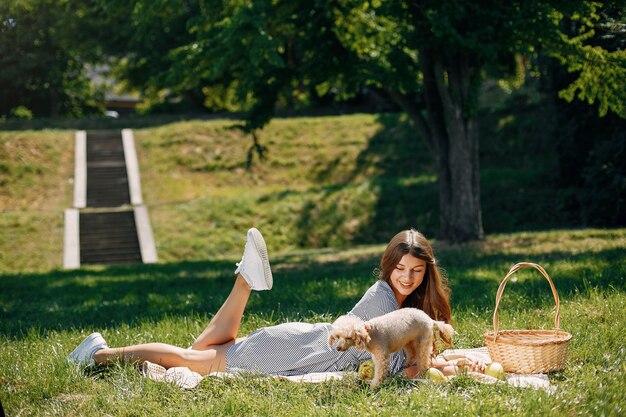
left=79, top=210, right=142, bottom=265
left=85, top=132, right=130, bottom=208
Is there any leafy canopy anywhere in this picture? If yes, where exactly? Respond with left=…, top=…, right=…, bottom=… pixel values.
left=110, top=0, right=624, bottom=126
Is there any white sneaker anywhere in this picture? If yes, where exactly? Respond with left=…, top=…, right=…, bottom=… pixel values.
left=234, top=228, right=273, bottom=291
left=67, top=332, right=108, bottom=367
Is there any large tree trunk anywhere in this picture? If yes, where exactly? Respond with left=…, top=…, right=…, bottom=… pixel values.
left=421, top=50, right=484, bottom=243
left=436, top=108, right=483, bottom=242
left=382, top=52, right=485, bottom=242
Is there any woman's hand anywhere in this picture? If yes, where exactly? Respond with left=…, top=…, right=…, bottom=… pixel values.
left=429, top=355, right=486, bottom=376
left=404, top=356, right=486, bottom=378
left=451, top=357, right=486, bottom=373
left=404, top=358, right=457, bottom=378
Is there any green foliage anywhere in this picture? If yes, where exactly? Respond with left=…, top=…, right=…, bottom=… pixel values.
left=9, top=106, right=33, bottom=120
left=550, top=4, right=626, bottom=117
left=0, top=0, right=101, bottom=117
left=148, top=0, right=625, bottom=123
left=557, top=46, right=626, bottom=117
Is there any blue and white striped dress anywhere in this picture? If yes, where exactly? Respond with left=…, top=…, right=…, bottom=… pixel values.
left=225, top=280, right=406, bottom=376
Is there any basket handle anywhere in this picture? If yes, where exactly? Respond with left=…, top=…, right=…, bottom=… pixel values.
left=491, top=262, right=561, bottom=339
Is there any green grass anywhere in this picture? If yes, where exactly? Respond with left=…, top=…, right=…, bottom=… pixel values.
left=0, top=130, right=73, bottom=211
left=0, top=112, right=594, bottom=272
left=0, top=113, right=436, bottom=271
left=1, top=113, right=624, bottom=414
left=1, top=229, right=625, bottom=416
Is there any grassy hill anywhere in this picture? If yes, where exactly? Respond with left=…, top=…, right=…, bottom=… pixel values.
left=2, top=113, right=434, bottom=271
left=0, top=112, right=578, bottom=272
left=0, top=130, right=74, bottom=272
left=134, top=114, right=438, bottom=264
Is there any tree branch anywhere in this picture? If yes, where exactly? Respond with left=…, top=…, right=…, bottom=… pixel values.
left=432, top=54, right=454, bottom=114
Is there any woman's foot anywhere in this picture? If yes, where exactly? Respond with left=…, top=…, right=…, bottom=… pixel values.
left=235, top=228, right=273, bottom=291
left=67, top=332, right=108, bottom=367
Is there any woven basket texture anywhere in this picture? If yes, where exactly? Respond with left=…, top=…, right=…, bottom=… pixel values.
left=483, top=263, right=572, bottom=374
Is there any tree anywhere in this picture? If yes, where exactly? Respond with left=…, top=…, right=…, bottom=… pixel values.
left=0, top=0, right=99, bottom=117
left=89, top=0, right=626, bottom=242
left=83, top=0, right=212, bottom=112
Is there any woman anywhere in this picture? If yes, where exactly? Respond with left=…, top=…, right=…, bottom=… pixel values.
left=68, top=228, right=483, bottom=378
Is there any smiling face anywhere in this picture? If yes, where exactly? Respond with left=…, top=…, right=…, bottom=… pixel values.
left=389, top=254, right=427, bottom=306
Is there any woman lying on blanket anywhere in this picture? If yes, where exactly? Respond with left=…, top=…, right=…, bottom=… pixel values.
left=68, top=228, right=485, bottom=378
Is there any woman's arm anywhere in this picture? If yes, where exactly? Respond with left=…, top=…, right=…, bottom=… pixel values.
left=349, top=281, right=398, bottom=321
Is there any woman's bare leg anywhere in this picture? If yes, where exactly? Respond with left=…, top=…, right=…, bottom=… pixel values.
left=75, top=228, right=272, bottom=372
left=190, top=274, right=252, bottom=350
left=93, top=341, right=235, bottom=375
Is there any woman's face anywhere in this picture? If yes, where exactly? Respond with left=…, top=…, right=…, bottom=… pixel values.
left=389, top=253, right=427, bottom=305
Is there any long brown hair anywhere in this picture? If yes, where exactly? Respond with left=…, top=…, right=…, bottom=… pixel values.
left=379, top=229, right=452, bottom=325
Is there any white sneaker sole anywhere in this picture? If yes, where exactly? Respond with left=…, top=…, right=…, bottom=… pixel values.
left=249, top=228, right=273, bottom=290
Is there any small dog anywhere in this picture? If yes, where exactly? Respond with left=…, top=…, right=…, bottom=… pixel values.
left=329, top=308, right=455, bottom=387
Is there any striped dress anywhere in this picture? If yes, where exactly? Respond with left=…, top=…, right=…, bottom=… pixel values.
left=225, top=280, right=406, bottom=376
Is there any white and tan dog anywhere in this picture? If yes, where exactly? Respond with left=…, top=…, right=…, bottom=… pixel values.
left=329, top=308, right=454, bottom=387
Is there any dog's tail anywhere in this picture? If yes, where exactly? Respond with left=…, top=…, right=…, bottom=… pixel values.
left=433, top=321, right=455, bottom=348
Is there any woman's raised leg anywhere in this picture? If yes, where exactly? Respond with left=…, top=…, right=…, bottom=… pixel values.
left=190, top=274, right=251, bottom=349
left=190, top=228, right=273, bottom=350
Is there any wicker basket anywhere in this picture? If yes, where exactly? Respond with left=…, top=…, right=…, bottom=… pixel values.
left=483, top=262, right=572, bottom=374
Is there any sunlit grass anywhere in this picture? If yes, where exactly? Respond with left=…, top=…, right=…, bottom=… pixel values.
left=1, top=113, right=599, bottom=273
left=0, top=130, right=74, bottom=211
left=1, top=228, right=624, bottom=416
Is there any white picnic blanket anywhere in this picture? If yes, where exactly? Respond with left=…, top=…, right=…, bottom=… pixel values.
left=141, top=347, right=554, bottom=392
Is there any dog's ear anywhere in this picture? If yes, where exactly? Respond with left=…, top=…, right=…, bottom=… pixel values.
left=355, top=327, right=371, bottom=350
left=328, top=335, right=335, bottom=347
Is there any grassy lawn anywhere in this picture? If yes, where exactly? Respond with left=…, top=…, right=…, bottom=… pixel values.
left=1, top=228, right=624, bottom=416
left=1, top=114, right=624, bottom=415
left=1, top=113, right=584, bottom=272
left=1, top=114, right=433, bottom=272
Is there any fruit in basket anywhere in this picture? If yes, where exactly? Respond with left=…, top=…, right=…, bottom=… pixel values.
left=426, top=367, right=446, bottom=383
left=485, top=362, right=506, bottom=380
left=358, top=360, right=375, bottom=380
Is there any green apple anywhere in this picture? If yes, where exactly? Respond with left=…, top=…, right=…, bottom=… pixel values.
left=358, top=360, right=375, bottom=380
left=426, top=367, right=446, bottom=383
left=485, top=362, right=506, bottom=380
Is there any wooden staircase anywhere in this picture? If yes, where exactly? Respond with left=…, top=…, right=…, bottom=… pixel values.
left=85, top=131, right=131, bottom=208
left=80, top=211, right=142, bottom=265
left=63, top=129, right=157, bottom=268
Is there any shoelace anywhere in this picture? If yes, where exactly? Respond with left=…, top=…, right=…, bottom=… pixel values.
left=235, top=254, right=245, bottom=273
left=235, top=241, right=251, bottom=270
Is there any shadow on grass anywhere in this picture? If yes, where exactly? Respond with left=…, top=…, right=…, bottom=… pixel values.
left=442, top=247, right=626, bottom=311
left=1, top=245, right=623, bottom=339
left=290, top=113, right=438, bottom=246
left=291, top=111, right=598, bottom=245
